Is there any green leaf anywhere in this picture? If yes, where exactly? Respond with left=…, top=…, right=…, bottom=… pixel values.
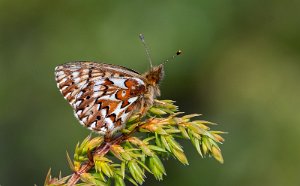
left=148, top=155, right=166, bottom=181
left=128, top=160, right=145, bottom=184
left=121, top=162, right=126, bottom=179
left=149, top=107, right=167, bottom=115
left=140, top=145, right=153, bottom=156
left=148, top=145, right=167, bottom=153
left=165, top=128, right=181, bottom=134
left=44, top=168, right=51, bottom=185
left=172, top=149, right=189, bottom=165
left=182, top=114, right=201, bottom=119
left=136, top=160, right=152, bottom=174
left=66, top=151, right=75, bottom=171
left=178, top=126, right=190, bottom=139
left=143, top=136, right=156, bottom=143
left=165, top=135, right=183, bottom=152
left=193, top=138, right=203, bottom=157
left=80, top=173, right=107, bottom=186
left=115, top=175, right=126, bottom=186
left=160, top=135, right=171, bottom=152
left=100, top=162, right=114, bottom=177
left=152, top=155, right=166, bottom=175
left=211, top=146, right=224, bottom=164
left=155, top=133, right=162, bottom=147
left=125, top=175, right=139, bottom=186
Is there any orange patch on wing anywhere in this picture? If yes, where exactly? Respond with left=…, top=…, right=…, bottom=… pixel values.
left=125, top=79, right=137, bottom=88
left=121, top=100, right=130, bottom=108
left=100, top=100, right=120, bottom=115
left=116, top=90, right=130, bottom=100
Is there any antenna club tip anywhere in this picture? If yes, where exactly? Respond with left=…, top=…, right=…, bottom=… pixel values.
left=176, top=50, right=182, bottom=55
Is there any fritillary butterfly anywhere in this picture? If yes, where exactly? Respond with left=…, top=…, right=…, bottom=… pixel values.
left=55, top=35, right=181, bottom=137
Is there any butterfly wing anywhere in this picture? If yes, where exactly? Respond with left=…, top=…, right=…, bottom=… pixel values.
left=55, top=62, right=147, bottom=135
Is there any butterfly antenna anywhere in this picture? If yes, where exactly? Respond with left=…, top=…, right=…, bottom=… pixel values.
left=163, top=50, right=182, bottom=65
left=139, top=34, right=153, bottom=68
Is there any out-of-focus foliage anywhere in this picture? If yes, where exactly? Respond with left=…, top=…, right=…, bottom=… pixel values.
left=0, top=0, right=299, bottom=186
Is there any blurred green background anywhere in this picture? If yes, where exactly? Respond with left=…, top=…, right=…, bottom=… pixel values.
left=1, top=0, right=300, bottom=185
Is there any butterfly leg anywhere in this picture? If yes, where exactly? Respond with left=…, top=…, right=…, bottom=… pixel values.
left=104, top=133, right=113, bottom=142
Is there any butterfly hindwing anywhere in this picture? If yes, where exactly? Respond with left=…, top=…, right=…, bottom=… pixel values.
left=55, top=62, right=147, bottom=135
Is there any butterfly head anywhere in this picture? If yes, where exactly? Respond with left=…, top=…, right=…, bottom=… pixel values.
left=144, top=64, right=164, bottom=86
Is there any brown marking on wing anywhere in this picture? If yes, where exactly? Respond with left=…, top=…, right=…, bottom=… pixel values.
left=55, top=62, right=153, bottom=135
left=115, top=118, right=122, bottom=127
left=104, top=78, right=114, bottom=85
left=99, top=100, right=120, bottom=115
left=121, top=100, right=130, bottom=108
left=86, top=105, right=102, bottom=125
left=109, top=114, right=116, bottom=123
left=124, top=79, right=146, bottom=96
left=125, top=104, right=135, bottom=114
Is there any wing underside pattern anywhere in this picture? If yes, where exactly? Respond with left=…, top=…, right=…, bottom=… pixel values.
left=55, top=62, right=146, bottom=135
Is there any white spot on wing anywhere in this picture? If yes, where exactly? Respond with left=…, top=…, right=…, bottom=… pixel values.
left=82, top=116, right=88, bottom=123
left=132, top=77, right=146, bottom=86
left=77, top=91, right=83, bottom=98
left=60, top=77, right=67, bottom=83
left=121, top=112, right=129, bottom=123
left=75, top=100, right=82, bottom=107
left=77, top=110, right=82, bottom=115
left=100, top=94, right=118, bottom=101
left=101, top=109, right=107, bottom=117
left=128, top=96, right=138, bottom=103
left=64, top=92, right=71, bottom=99
left=57, top=74, right=66, bottom=81
left=90, top=122, right=96, bottom=128
left=82, top=69, right=89, bottom=74
left=56, top=71, right=65, bottom=76
left=61, top=86, right=68, bottom=92
left=95, top=79, right=105, bottom=85
left=74, top=77, right=81, bottom=84
left=110, top=78, right=127, bottom=89
left=77, top=80, right=87, bottom=88
left=101, top=127, right=107, bottom=132
left=72, top=71, right=80, bottom=77
left=93, top=91, right=104, bottom=98
left=105, top=117, right=114, bottom=130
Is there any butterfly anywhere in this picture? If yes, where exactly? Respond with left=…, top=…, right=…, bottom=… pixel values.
left=55, top=35, right=181, bottom=137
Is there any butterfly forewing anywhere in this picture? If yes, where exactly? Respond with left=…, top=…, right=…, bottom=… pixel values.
left=55, top=62, right=147, bottom=135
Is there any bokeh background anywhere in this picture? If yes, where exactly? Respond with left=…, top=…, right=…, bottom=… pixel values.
left=1, top=0, right=300, bottom=185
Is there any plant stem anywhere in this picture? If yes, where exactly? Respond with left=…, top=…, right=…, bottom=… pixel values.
left=66, top=125, right=140, bottom=186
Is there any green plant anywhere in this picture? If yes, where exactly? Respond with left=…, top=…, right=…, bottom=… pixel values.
left=45, top=100, right=225, bottom=186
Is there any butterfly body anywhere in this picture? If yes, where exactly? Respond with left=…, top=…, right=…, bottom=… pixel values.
left=55, top=61, right=163, bottom=136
